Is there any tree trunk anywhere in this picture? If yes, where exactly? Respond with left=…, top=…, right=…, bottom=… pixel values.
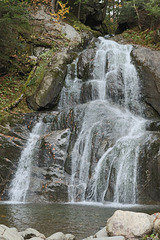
left=51, top=0, right=57, bottom=13
left=78, top=1, right=81, bottom=20
left=133, top=0, right=141, bottom=31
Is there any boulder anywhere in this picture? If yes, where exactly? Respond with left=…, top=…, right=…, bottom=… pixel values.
left=0, top=225, right=23, bottom=240
left=65, top=234, right=75, bottom=240
left=60, top=23, right=81, bottom=43
left=154, top=219, right=160, bottom=235
left=132, top=46, right=160, bottom=78
left=106, top=210, right=154, bottom=239
left=19, top=228, right=45, bottom=239
left=46, top=232, right=65, bottom=240
left=152, top=213, right=160, bottom=234
left=26, top=49, right=73, bottom=111
left=94, top=227, right=108, bottom=238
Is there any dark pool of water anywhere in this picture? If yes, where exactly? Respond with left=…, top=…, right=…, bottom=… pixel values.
left=0, top=202, right=160, bottom=239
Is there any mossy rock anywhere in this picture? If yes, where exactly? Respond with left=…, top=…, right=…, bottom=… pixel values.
left=25, top=48, right=78, bottom=110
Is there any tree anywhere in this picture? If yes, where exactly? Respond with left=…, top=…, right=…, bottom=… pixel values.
left=0, top=0, right=30, bottom=75
left=145, top=0, right=160, bottom=29
left=74, top=0, right=88, bottom=20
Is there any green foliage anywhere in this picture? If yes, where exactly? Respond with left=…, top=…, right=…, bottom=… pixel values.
left=145, top=0, right=160, bottom=17
left=0, top=0, right=30, bottom=75
left=122, top=28, right=160, bottom=49
left=117, top=2, right=137, bottom=26
left=142, top=233, right=159, bottom=240
left=104, top=15, right=118, bottom=35
left=113, top=0, right=160, bottom=31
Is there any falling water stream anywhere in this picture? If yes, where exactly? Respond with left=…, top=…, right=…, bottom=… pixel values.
left=9, top=37, right=148, bottom=205
left=60, top=37, right=147, bottom=204
left=9, top=119, right=46, bottom=202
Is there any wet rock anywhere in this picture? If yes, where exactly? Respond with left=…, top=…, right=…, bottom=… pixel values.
left=106, top=210, right=154, bottom=239
left=146, top=121, right=160, bottom=132
left=77, top=48, right=96, bottom=80
left=137, top=133, right=160, bottom=203
left=26, top=128, right=71, bottom=202
left=19, top=228, right=45, bottom=239
left=105, top=69, right=125, bottom=105
left=0, top=115, right=31, bottom=200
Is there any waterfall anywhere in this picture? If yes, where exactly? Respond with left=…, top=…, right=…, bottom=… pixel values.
left=9, top=119, right=45, bottom=202
left=60, top=37, right=147, bottom=204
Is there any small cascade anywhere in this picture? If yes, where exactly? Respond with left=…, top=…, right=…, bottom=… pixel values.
left=9, top=119, right=45, bottom=202
left=59, top=37, right=147, bottom=204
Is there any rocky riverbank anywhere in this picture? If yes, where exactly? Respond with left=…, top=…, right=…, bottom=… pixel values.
left=1, top=210, right=160, bottom=240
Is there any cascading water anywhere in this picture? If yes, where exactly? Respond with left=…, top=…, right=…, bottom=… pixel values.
left=9, top=119, right=46, bottom=202
left=59, top=37, right=147, bottom=204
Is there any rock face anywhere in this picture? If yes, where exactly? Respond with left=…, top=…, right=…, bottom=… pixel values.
left=106, top=210, right=154, bottom=239
left=25, top=122, right=71, bottom=202
left=136, top=132, right=160, bottom=204
left=132, top=45, right=160, bottom=116
left=77, top=47, right=96, bottom=80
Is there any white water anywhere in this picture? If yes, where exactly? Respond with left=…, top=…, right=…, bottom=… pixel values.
left=9, top=120, right=45, bottom=202
left=60, top=37, right=147, bottom=204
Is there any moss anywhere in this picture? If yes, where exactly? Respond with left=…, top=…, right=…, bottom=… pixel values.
left=24, top=49, right=55, bottom=97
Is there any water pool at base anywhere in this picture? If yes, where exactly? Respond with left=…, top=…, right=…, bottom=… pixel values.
left=0, top=202, right=159, bottom=239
